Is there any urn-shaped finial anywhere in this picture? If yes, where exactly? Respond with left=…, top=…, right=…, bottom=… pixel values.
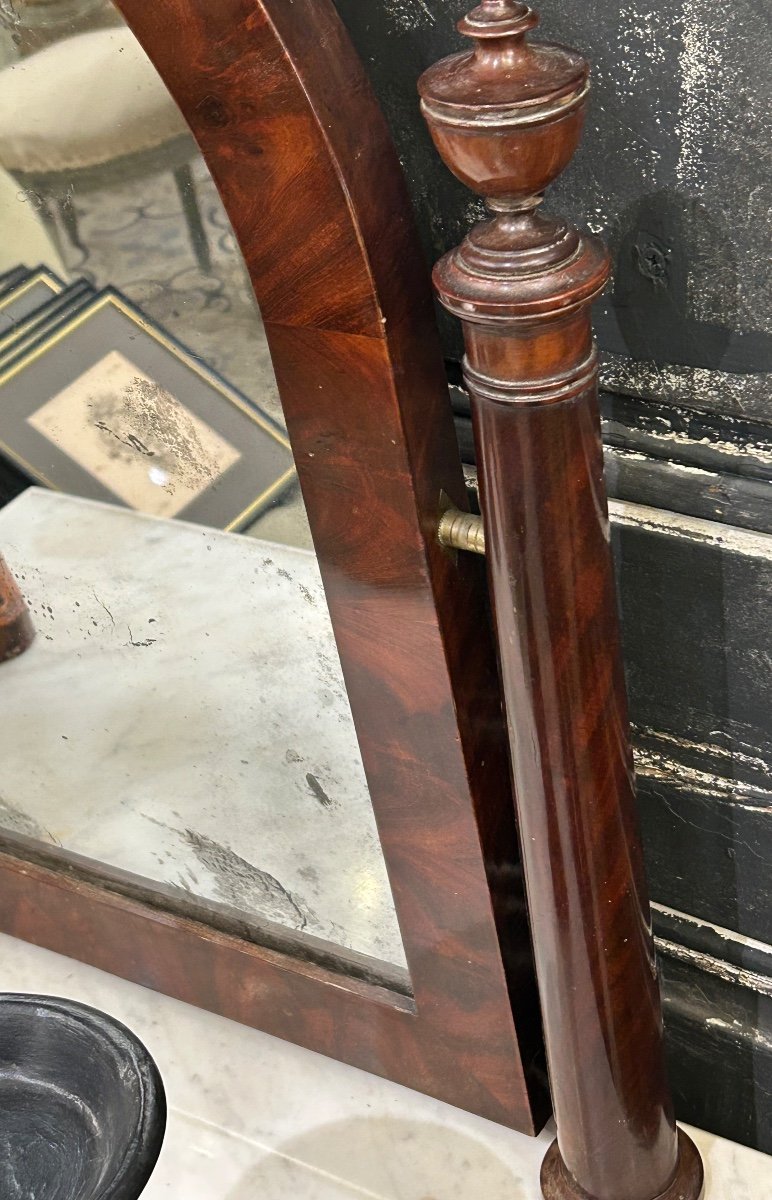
left=418, top=1, right=589, bottom=201
left=419, top=3, right=608, bottom=330
left=459, top=0, right=537, bottom=37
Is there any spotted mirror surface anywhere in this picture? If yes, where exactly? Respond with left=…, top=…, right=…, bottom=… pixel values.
left=0, top=0, right=407, bottom=981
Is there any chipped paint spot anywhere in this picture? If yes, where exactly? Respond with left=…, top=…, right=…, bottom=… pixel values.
left=384, top=0, right=436, bottom=34
left=675, top=2, right=722, bottom=190
left=636, top=726, right=771, bottom=776
left=633, top=743, right=771, bottom=809
left=600, top=354, right=772, bottom=421
left=608, top=446, right=723, bottom=478
left=656, top=937, right=772, bottom=1003
left=651, top=902, right=772, bottom=958
left=631, top=424, right=772, bottom=468
left=609, top=498, right=772, bottom=559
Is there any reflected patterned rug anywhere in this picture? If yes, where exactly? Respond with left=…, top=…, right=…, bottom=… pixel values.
left=56, top=149, right=283, bottom=424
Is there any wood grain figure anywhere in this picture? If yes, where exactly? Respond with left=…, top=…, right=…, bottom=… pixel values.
left=420, top=3, right=705, bottom=1196
left=0, top=0, right=548, bottom=1133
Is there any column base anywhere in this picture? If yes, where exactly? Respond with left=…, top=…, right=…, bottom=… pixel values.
left=541, top=1128, right=704, bottom=1200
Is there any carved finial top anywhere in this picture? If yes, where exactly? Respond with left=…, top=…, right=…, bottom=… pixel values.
left=420, top=2, right=586, bottom=127
left=418, top=2, right=589, bottom=199
left=458, top=0, right=538, bottom=38
left=418, top=4, right=610, bottom=327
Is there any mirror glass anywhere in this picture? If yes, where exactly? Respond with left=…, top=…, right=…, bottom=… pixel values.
left=0, top=1, right=407, bottom=983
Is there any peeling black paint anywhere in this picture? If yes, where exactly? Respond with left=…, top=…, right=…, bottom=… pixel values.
left=333, top=0, right=772, bottom=419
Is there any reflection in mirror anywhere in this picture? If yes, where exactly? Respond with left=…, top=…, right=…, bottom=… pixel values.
left=0, top=1, right=408, bottom=982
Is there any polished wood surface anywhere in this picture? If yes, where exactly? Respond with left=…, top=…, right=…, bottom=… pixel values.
left=0, top=551, right=34, bottom=662
left=421, top=3, right=704, bottom=1196
left=0, top=0, right=547, bottom=1130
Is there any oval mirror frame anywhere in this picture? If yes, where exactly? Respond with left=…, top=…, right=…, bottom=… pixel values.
left=0, top=0, right=547, bottom=1133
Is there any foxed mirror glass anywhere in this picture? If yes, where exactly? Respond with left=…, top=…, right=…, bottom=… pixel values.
left=0, top=0, right=407, bottom=982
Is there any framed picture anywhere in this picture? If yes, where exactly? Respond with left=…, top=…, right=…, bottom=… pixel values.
left=0, top=287, right=295, bottom=530
left=0, top=279, right=95, bottom=365
left=0, top=266, right=35, bottom=298
left=0, top=265, right=63, bottom=335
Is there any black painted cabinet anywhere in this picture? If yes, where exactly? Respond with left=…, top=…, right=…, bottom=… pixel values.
left=334, top=0, right=772, bottom=1154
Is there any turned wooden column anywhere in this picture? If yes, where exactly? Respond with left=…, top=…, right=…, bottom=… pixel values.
left=420, top=5, right=704, bottom=1200
left=0, top=552, right=34, bottom=663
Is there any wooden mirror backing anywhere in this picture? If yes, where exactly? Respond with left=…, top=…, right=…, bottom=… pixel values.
left=0, top=0, right=548, bottom=1133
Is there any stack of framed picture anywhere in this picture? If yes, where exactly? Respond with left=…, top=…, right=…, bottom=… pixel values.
left=0, top=265, right=295, bottom=530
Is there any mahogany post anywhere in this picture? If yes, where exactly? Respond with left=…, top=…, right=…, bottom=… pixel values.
left=420, top=5, right=704, bottom=1199
left=0, top=552, right=34, bottom=663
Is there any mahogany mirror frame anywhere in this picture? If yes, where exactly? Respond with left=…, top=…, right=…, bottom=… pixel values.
left=0, top=0, right=548, bottom=1134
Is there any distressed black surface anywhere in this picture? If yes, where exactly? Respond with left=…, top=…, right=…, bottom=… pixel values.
left=615, top=530, right=770, bottom=768
left=641, top=774, right=770, bottom=945
left=603, top=448, right=772, bottom=535
left=655, top=904, right=772, bottom=980
left=454, top=383, right=772, bottom=481
left=601, top=393, right=772, bottom=481
left=616, top=507, right=772, bottom=1139
left=333, top=0, right=772, bottom=421
left=660, top=951, right=771, bottom=1154
left=0, top=994, right=166, bottom=1199
left=616, top=511, right=771, bottom=946
left=654, top=906, right=771, bottom=1153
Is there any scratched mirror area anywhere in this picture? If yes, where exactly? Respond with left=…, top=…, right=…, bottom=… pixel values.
left=0, top=2, right=408, bottom=982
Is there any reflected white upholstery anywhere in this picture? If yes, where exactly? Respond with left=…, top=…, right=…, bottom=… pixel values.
left=0, top=165, right=65, bottom=275
left=0, top=27, right=187, bottom=173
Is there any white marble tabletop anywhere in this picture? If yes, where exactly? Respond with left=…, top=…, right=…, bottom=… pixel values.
left=1, top=933, right=769, bottom=1199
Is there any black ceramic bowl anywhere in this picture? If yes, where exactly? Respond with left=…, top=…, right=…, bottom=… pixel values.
left=0, top=994, right=166, bottom=1200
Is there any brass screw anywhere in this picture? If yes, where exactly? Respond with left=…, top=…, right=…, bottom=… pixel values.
left=437, top=508, right=486, bottom=556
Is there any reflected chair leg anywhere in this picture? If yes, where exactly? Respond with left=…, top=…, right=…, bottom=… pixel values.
left=0, top=552, right=34, bottom=663
left=56, top=191, right=86, bottom=261
left=12, top=177, right=69, bottom=270
left=173, top=162, right=212, bottom=274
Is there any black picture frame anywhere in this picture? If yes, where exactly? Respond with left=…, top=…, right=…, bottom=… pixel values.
left=0, top=288, right=295, bottom=530
left=0, top=266, right=63, bottom=335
